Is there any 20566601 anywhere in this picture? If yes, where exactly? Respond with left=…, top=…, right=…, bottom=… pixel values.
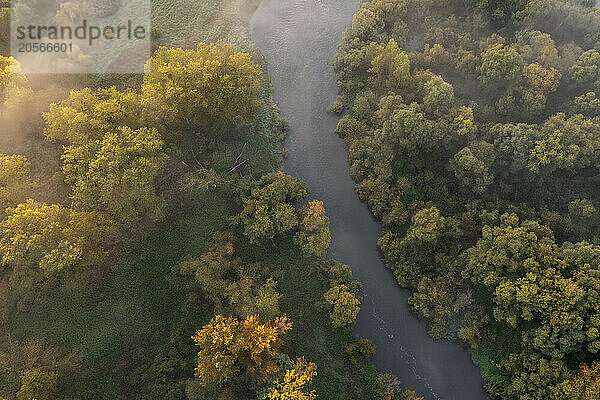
left=18, top=42, right=73, bottom=53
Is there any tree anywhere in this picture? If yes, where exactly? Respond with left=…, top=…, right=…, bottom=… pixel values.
left=528, top=113, right=600, bottom=173
left=569, top=50, right=600, bottom=84
left=423, top=76, right=454, bottom=119
left=462, top=215, right=555, bottom=288
left=0, top=56, right=32, bottom=113
left=558, top=362, right=600, bottom=400
left=294, top=200, right=331, bottom=258
left=141, top=42, right=262, bottom=135
left=0, top=340, right=80, bottom=400
left=174, top=232, right=281, bottom=320
left=0, top=199, right=111, bottom=291
left=524, top=63, right=561, bottom=94
left=323, top=284, right=361, bottom=328
left=44, top=86, right=144, bottom=145
left=450, top=147, right=493, bottom=194
left=191, top=315, right=293, bottom=385
left=234, top=172, right=307, bottom=243
left=479, top=43, right=524, bottom=83
left=265, top=357, right=317, bottom=400
left=501, top=351, right=569, bottom=400
left=60, top=125, right=168, bottom=223
left=17, top=368, right=59, bottom=400
left=366, top=39, right=410, bottom=92
left=0, top=155, right=33, bottom=211
left=406, top=207, right=446, bottom=242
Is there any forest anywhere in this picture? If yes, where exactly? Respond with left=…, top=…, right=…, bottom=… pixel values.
left=333, top=0, right=600, bottom=398
left=0, top=0, right=425, bottom=399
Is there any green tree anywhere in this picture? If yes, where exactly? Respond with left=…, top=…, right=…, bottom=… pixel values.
left=62, top=126, right=167, bottom=223
left=501, top=351, right=569, bottom=400
left=323, top=284, right=361, bottom=328
left=450, top=147, right=493, bottom=194
left=423, top=76, right=454, bottom=119
left=528, top=113, right=600, bottom=173
left=479, top=43, right=524, bottom=83
left=366, top=39, right=411, bottom=92
left=569, top=50, right=600, bottom=84
left=234, top=171, right=307, bottom=243
left=294, top=200, right=331, bottom=258
left=174, top=231, right=281, bottom=321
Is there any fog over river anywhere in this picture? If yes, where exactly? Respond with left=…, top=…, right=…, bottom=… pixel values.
left=251, top=1, right=489, bottom=399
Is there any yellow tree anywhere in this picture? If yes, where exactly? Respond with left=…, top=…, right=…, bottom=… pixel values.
left=0, top=154, right=33, bottom=211
left=192, top=315, right=293, bottom=385
left=0, top=56, right=32, bottom=113
left=141, top=42, right=263, bottom=135
left=0, top=199, right=111, bottom=291
left=44, top=87, right=167, bottom=223
left=265, top=357, right=317, bottom=400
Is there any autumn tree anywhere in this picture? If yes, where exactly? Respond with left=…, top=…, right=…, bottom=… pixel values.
left=0, top=199, right=111, bottom=291
left=44, top=86, right=143, bottom=144
left=141, top=42, right=262, bottom=135
left=44, top=87, right=166, bottom=223
left=192, top=315, right=293, bottom=385
left=265, top=357, right=317, bottom=400
left=0, top=56, right=32, bottom=113
left=0, top=154, right=33, bottom=211
left=558, top=362, right=600, bottom=400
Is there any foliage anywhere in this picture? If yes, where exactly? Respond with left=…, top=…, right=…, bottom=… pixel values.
left=323, top=284, right=361, bottom=328
left=265, top=357, right=317, bottom=400
left=141, top=42, right=262, bottom=135
left=44, top=89, right=168, bottom=223
left=294, top=200, right=331, bottom=258
left=0, top=199, right=110, bottom=291
left=191, top=314, right=293, bottom=385
left=234, top=171, right=308, bottom=243
left=0, top=154, right=33, bottom=212
left=0, top=56, right=32, bottom=113
left=333, top=0, right=600, bottom=398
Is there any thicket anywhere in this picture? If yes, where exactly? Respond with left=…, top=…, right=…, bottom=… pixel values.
left=333, top=0, right=600, bottom=398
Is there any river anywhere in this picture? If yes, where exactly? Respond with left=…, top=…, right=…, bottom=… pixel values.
left=250, top=1, right=488, bottom=399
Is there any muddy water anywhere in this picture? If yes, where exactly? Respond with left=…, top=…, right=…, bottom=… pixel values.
left=250, top=1, right=488, bottom=399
